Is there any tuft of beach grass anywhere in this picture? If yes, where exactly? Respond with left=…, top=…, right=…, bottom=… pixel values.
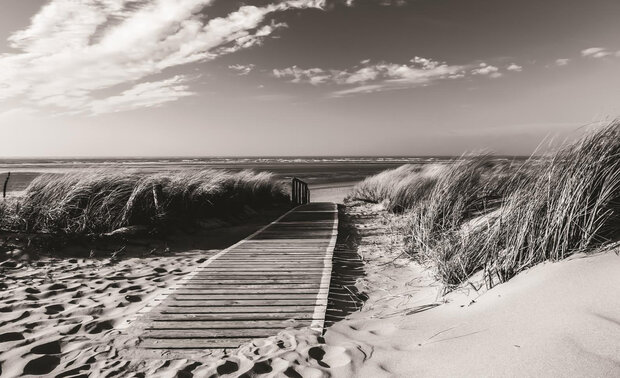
left=348, top=120, right=620, bottom=288
left=1, top=169, right=288, bottom=235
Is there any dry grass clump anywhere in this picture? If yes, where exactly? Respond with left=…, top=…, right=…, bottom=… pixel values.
left=411, top=122, right=620, bottom=287
left=348, top=159, right=515, bottom=214
left=2, top=169, right=288, bottom=235
left=347, top=164, right=428, bottom=204
left=385, top=165, right=444, bottom=212
left=484, top=122, right=620, bottom=282
left=404, top=156, right=514, bottom=255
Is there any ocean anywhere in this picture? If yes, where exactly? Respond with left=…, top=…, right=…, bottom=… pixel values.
left=0, top=156, right=462, bottom=194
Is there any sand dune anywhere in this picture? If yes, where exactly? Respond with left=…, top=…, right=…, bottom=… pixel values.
left=324, top=204, right=620, bottom=377
left=1, top=203, right=618, bottom=377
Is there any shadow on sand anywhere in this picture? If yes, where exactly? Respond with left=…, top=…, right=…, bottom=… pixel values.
left=324, top=204, right=368, bottom=328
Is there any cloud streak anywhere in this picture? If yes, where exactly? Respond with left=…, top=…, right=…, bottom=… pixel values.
left=273, top=57, right=515, bottom=96
left=580, top=47, right=619, bottom=58
left=0, top=0, right=325, bottom=115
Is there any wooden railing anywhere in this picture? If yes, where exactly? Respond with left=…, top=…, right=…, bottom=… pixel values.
left=291, top=177, right=310, bottom=205
left=2, top=172, right=9, bottom=199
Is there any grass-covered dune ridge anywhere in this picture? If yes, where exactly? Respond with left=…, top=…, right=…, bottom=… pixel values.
left=348, top=121, right=620, bottom=287
left=0, top=169, right=288, bottom=235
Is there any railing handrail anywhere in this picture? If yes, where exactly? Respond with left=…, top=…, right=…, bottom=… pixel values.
left=291, top=177, right=310, bottom=205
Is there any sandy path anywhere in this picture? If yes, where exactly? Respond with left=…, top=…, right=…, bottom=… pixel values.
left=310, top=181, right=358, bottom=204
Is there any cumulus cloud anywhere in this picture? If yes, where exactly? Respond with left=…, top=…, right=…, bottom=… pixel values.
left=506, top=63, right=523, bottom=72
left=581, top=47, right=612, bottom=58
left=555, top=58, right=570, bottom=66
left=272, top=66, right=332, bottom=85
left=471, top=63, right=502, bottom=78
left=0, top=0, right=325, bottom=115
left=273, top=57, right=509, bottom=96
left=229, top=64, right=256, bottom=75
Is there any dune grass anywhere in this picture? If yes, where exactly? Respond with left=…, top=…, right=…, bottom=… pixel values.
left=467, top=122, right=620, bottom=285
left=0, top=169, right=288, bottom=235
left=350, top=121, right=620, bottom=288
left=347, top=164, right=429, bottom=205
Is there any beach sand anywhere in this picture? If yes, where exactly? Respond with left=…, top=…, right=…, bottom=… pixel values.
left=0, top=211, right=288, bottom=377
left=1, top=201, right=618, bottom=377
left=321, top=203, right=620, bottom=377
left=310, top=181, right=357, bottom=204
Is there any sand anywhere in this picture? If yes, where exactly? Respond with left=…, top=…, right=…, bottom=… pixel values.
left=1, top=202, right=618, bottom=377
left=323, top=203, right=620, bottom=377
left=310, top=181, right=357, bottom=204
left=0, top=252, right=200, bottom=376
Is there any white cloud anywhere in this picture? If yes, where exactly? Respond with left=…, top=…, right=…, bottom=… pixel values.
left=0, top=0, right=325, bottom=115
left=273, top=56, right=507, bottom=96
left=229, top=64, right=256, bottom=75
left=581, top=47, right=612, bottom=58
left=471, top=63, right=502, bottom=78
left=555, top=58, right=570, bottom=66
left=506, top=63, right=523, bottom=72
left=273, top=66, right=332, bottom=85
left=89, top=75, right=194, bottom=115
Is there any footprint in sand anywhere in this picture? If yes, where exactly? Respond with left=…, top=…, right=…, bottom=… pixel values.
left=284, top=366, right=304, bottom=378
left=216, top=360, right=239, bottom=375
left=45, top=304, right=64, bottom=315
left=125, top=295, right=141, bottom=303
left=119, top=285, right=141, bottom=293
left=84, top=320, right=113, bottom=334
left=25, top=287, right=41, bottom=294
left=252, top=361, right=273, bottom=374
left=23, top=355, right=60, bottom=375
left=308, top=345, right=351, bottom=369
left=47, top=283, right=67, bottom=291
left=31, top=340, right=62, bottom=354
left=0, top=331, right=25, bottom=342
left=61, top=324, right=81, bottom=335
left=308, top=346, right=329, bottom=368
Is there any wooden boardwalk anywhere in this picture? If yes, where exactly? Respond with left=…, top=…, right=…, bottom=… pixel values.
left=131, top=202, right=338, bottom=350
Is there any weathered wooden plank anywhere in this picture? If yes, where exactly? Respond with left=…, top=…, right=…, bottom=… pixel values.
left=160, top=306, right=319, bottom=314
left=174, top=286, right=317, bottom=295
left=142, top=329, right=283, bottom=338
left=150, top=312, right=320, bottom=321
left=199, top=266, right=326, bottom=270
left=178, top=284, right=328, bottom=290
left=165, top=299, right=319, bottom=306
left=226, top=250, right=328, bottom=253
left=211, top=257, right=326, bottom=261
left=190, top=273, right=325, bottom=278
left=193, top=270, right=325, bottom=274
left=180, top=279, right=323, bottom=284
left=148, top=320, right=312, bottom=329
left=141, top=338, right=257, bottom=349
left=193, top=272, right=325, bottom=276
left=170, top=294, right=319, bottom=300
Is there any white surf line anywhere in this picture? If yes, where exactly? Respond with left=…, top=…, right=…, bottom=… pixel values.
left=310, top=203, right=339, bottom=332
left=116, top=205, right=301, bottom=331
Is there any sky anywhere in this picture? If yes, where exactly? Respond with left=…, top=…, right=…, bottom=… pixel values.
left=0, top=0, right=619, bottom=157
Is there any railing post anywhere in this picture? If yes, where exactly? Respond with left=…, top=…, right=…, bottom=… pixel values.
left=2, top=172, right=10, bottom=199
left=291, top=177, right=311, bottom=205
